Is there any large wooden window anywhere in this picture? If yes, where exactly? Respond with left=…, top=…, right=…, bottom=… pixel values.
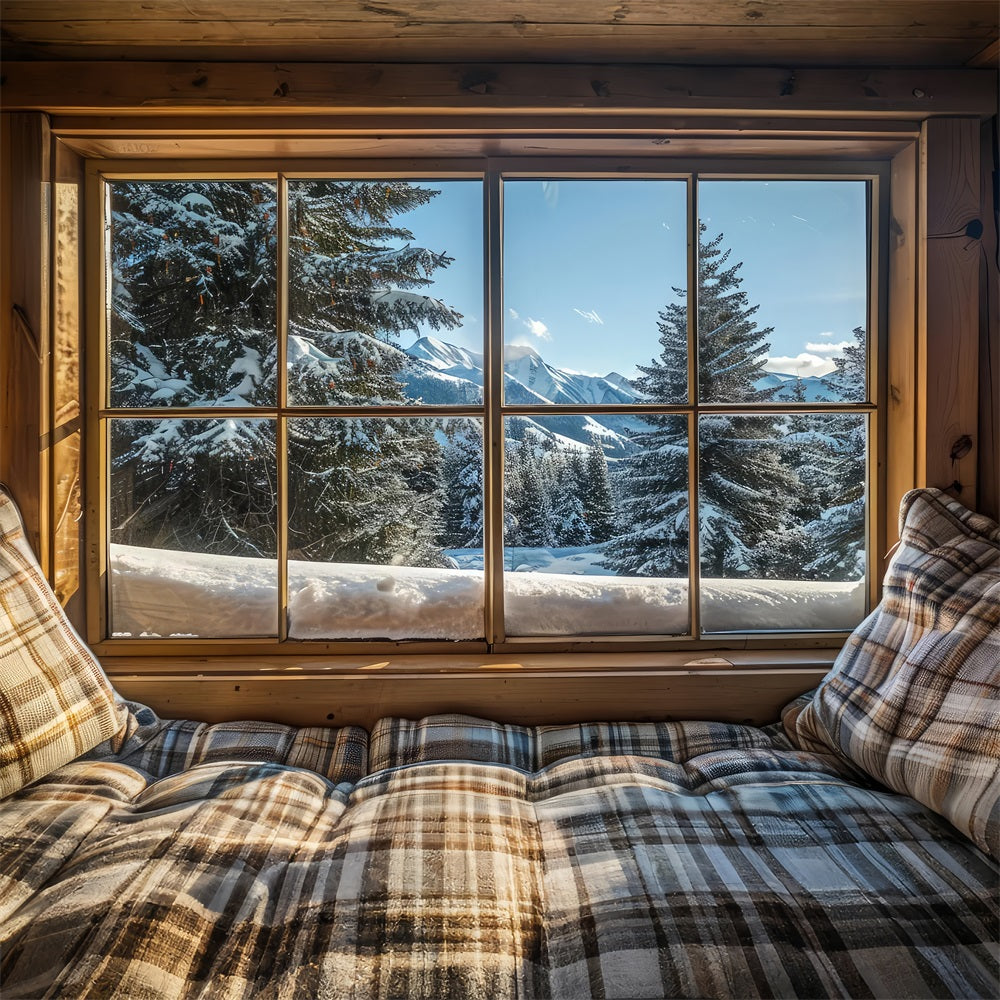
left=91, top=160, right=885, bottom=651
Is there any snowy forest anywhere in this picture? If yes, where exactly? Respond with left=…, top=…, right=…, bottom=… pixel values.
left=108, top=177, right=867, bottom=631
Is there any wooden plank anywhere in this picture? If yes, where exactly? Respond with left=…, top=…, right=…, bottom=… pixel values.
left=2, top=2, right=995, bottom=30
left=0, top=112, right=50, bottom=559
left=886, top=141, right=919, bottom=550
left=51, top=138, right=84, bottom=622
left=106, top=667, right=830, bottom=729
left=978, top=117, right=1000, bottom=520
left=967, top=38, right=1000, bottom=67
left=2, top=62, right=997, bottom=118
left=920, top=118, right=982, bottom=502
left=96, top=649, right=841, bottom=675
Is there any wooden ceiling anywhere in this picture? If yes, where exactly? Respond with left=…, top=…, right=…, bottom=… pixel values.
left=1, top=1, right=997, bottom=68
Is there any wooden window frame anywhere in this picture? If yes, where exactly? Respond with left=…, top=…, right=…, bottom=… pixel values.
left=84, top=152, right=887, bottom=657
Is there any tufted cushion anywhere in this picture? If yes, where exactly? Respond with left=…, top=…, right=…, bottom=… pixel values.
left=0, top=489, right=127, bottom=798
left=783, top=488, right=1000, bottom=856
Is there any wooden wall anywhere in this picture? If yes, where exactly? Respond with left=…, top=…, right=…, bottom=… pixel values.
left=0, top=60, right=997, bottom=724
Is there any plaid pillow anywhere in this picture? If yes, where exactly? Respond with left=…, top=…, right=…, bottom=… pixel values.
left=784, top=488, right=1000, bottom=857
left=0, top=490, right=127, bottom=798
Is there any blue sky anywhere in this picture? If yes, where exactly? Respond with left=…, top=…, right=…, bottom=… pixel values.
left=398, top=177, right=867, bottom=380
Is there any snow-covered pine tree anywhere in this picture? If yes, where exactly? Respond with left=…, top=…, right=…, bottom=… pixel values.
left=581, top=436, right=617, bottom=543
left=283, top=181, right=464, bottom=568
left=441, top=420, right=485, bottom=549
left=801, top=325, right=867, bottom=579
left=110, top=179, right=463, bottom=569
left=604, top=226, right=798, bottom=578
left=109, top=181, right=280, bottom=556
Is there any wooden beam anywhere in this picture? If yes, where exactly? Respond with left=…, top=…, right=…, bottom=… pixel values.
left=0, top=112, right=51, bottom=560
left=2, top=62, right=996, bottom=118
left=919, top=118, right=982, bottom=502
left=106, top=667, right=830, bottom=729
left=51, top=138, right=85, bottom=620
left=978, top=116, right=1000, bottom=520
left=886, top=141, right=919, bottom=551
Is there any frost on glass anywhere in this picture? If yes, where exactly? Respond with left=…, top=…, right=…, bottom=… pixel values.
left=108, top=418, right=278, bottom=638
left=502, top=179, right=688, bottom=405
left=286, top=416, right=485, bottom=640
left=108, top=180, right=277, bottom=408
left=698, top=413, right=867, bottom=632
left=697, top=180, right=868, bottom=404
left=502, top=415, right=690, bottom=637
left=286, top=179, right=483, bottom=406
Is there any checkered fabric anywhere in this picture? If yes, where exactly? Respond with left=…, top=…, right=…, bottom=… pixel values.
left=2, top=715, right=996, bottom=999
left=111, top=713, right=369, bottom=784
left=783, top=488, right=1000, bottom=858
left=371, top=714, right=780, bottom=772
left=0, top=489, right=127, bottom=799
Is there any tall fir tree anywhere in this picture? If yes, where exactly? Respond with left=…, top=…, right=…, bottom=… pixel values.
left=604, top=227, right=798, bottom=578
left=110, top=179, right=461, bottom=568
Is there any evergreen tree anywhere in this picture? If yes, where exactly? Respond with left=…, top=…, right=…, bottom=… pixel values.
left=604, top=227, right=798, bottom=578
left=109, top=179, right=462, bottom=568
left=802, top=326, right=867, bottom=579
left=441, top=420, right=485, bottom=549
left=581, top=437, right=617, bottom=542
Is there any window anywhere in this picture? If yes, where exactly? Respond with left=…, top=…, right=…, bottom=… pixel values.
left=95, top=161, right=882, bottom=649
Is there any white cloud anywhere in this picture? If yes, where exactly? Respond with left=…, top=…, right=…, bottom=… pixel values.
left=573, top=308, right=604, bottom=325
left=765, top=353, right=837, bottom=378
left=523, top=317, right=551, bottom=340
left=508, top=307, right=520, bottom=320
left=805, top=340, right=853, bottom=354
left=817, top=330, right=836, bottom=338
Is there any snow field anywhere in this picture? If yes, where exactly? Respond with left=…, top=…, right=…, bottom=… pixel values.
left=109, top=543, right=865, bottom=640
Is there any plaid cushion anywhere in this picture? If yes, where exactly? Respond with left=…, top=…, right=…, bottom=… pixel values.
left=3, top=742, right=996, bottom=998
left=114, top=715, right=369, bottom=784
left=0, top=490, right=127, bottom=799
left=370, top=715, right=781, bottom=773
left=784, top=488, right=1000, bottom=857
left=370, top=714, right=536, bottom=771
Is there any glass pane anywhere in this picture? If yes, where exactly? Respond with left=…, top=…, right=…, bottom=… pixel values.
left=287, top=180, right=483, bottom=406
left=503, top=415, right=689, bottom=637
left=109, top=418, right=278, bottom=638
left=503, top=179, right=688, bottom=405
left=698, top=413, right=867, bottom=632
left=697, top=180, right=868, bottom=403
left=287, top=416, right=484, bottom=640
left=108, top=180, right=277, bottom=408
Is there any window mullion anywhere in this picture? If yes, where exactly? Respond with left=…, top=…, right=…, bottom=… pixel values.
left=277, top=173, right=290, bottom=642
left=484, top=166, right=505, bottom=645
left=687, top=174, right=702, bottom=640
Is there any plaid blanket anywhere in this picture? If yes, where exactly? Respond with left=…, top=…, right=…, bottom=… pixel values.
left=2, top=715, right=997, bottom=999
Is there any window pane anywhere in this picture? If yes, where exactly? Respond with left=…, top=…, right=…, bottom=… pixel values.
left=287, top=180, right=483, bottom=406
left=287, top=416, right=484, bottom=639
left=503, top=180, right=688, bottom=405
left=503, top=415, right=689, bottom=637
left=108, top=180, right=277, bottom=408
left=698, top=413, right=867, bottom=632
left=109, top=418, right=278, bottom=638
left=697, top=180, right=868, bottom=403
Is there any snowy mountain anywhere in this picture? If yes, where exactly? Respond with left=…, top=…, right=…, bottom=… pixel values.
left=398, top=336, right=847, bottom=457
left=400, top=337, right=646, bottom=457
left=755, top=371, right=843, bottom=401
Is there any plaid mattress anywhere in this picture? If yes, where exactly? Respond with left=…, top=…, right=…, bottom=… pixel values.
left=2, top=713, right=996, bottom=999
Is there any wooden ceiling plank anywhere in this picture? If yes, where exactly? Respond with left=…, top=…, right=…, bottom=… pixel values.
left=1, top=1, right=996, bottom=30
left=3, top=62, right=996, bottom=117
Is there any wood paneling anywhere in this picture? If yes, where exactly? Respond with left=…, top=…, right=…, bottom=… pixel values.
left=1, top=2, right=996, bottom=67
left=2, top=63, right=997, bottom=118
left=0, top=113, right=50, bottom=559
left=920, top=118, right=982, bottom=502
left=978, top=117, right=1000, bottom=520
left=107, top=667, right=831, bottom=729
left=51, top=139, right=84, bottom=617
left=886, top=142, right=919, bottom=551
